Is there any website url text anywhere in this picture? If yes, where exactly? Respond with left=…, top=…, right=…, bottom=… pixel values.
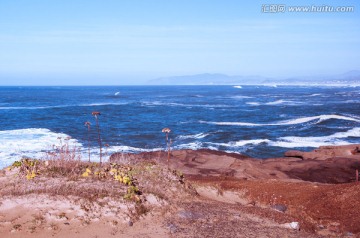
left=262, top=5, right=355, bottom=13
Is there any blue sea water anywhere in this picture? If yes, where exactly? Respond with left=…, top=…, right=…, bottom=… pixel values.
left=1, top=85, right=360, bottom=168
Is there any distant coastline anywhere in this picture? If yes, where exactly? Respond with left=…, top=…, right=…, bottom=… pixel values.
left=147, top=70, right=360, bottom=86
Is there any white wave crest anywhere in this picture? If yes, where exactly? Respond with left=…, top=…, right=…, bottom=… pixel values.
left=199, top=120, right=259, bottom=126
left=142, top=101, right=232, bottom=108
left=282, top=115, right=360, bottom=125
left=270, top=127, right=360, bottom=148
left=177, top=133, right=209, bottom=140
left=81, top=102, right=128, bottom=106
left=271, top=137, right=346, bottom=148
left=246, top=102, right=260, bottom=106
left=208, top=139, right=270, bottom=147
left=204, top=127, right=360, bottom=150
left=231, top=96, right=253, bottom=99
left=200, top=114, right=360, bottom=127
left=246, top=99, right=302, bottom=106
left=265, top=100, right=288, bottom=105
left=0, top=128, right=168, bottom=169
left=107, top=145, right=162, bottom=153
left=0, top=128, right=82, bottom=168
left=174, top=142, right=203, bottom=150
left=233, top=86, right=242, bottom=89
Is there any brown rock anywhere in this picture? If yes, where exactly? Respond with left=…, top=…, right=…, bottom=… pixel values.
left=284, top=150, right=305, bottom=159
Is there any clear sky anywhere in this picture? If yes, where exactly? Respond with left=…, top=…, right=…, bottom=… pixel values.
left=0, top=0, right=359, bottom=85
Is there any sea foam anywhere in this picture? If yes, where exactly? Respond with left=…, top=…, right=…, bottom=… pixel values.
left=0, top=128, right=82, bottom=168
left=271, top=127, right=360, bottom=148
left=200, top=114, right=360, bottom=127
left=208, top=139, right=270, bottom=147
left=205, top=127, right=360, bottom=149
left=177, top=133, right=209, bottom=140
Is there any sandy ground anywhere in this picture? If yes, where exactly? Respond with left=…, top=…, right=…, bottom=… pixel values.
left=0, top=193, right=319, bottom=238
left=1, top=144, right=360, bottom=237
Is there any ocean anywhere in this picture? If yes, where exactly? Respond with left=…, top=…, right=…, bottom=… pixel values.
left=1, top=85, right=360, bottom=168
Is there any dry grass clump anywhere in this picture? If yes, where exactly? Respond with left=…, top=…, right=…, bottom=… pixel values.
left=2, top=164, right=118, bottom=201
left=0, top=135, right=197, bottom=223
left=3, top=159, right=143, bottom=202
left=1, top=152, right=193, bottom=205
left=1, top=158, right=196, bottom=223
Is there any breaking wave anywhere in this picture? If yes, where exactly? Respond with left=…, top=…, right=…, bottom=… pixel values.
left=270, top=127, right=360, bottom=148
left=206, top=127, right=360, bottom=149
left=0, top=128, right=82, bottom=168
left=207, top=139, right=270, bottom=147
left=177, top=133, right=209, bottom=140
left=246, top=100, right=303, bottom=106
left=200, top=114, right=360, bottom=127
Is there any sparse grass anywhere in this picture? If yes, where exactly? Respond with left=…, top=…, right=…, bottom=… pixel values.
left=2, top=155, right=193, bottom=205
left=4, top=159, right=128, bottom=201
left=0, top=141, right=197, bottom=223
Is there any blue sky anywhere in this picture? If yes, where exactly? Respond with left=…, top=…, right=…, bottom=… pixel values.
left=0, top=0, right=359, bottom=85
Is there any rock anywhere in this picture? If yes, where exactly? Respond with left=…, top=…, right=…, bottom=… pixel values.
left=167, top=223, right=178, bottom=233
left=145, top=194, right=162, bottom=206
left=177, top=210, right=203, bottom=220
left=345, top=232, right=354, bottom=237
left=318, top=224, right=325, bottom=229
left=284, top=150, right=304, bottom=159
left=284, top=222, right=300, bottom=230
left=351, top=147, right=360, bottom=155
left=285, top=144, right=360, bottom=161
left=128, top=221, right=133, bottom=226
left=271, top=204, right=287, bottom=212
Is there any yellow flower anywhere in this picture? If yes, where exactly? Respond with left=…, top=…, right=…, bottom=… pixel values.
left=122, top=176, right=131, bottom=185
left=114, top=175, right=122, bottom=182
left=26, top=171, right=36, bottom=180
left=82, top=168, right=92, bottom=177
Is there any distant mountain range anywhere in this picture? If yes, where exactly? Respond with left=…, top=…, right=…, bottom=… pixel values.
left=147, top=71, right=360, bottom=86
